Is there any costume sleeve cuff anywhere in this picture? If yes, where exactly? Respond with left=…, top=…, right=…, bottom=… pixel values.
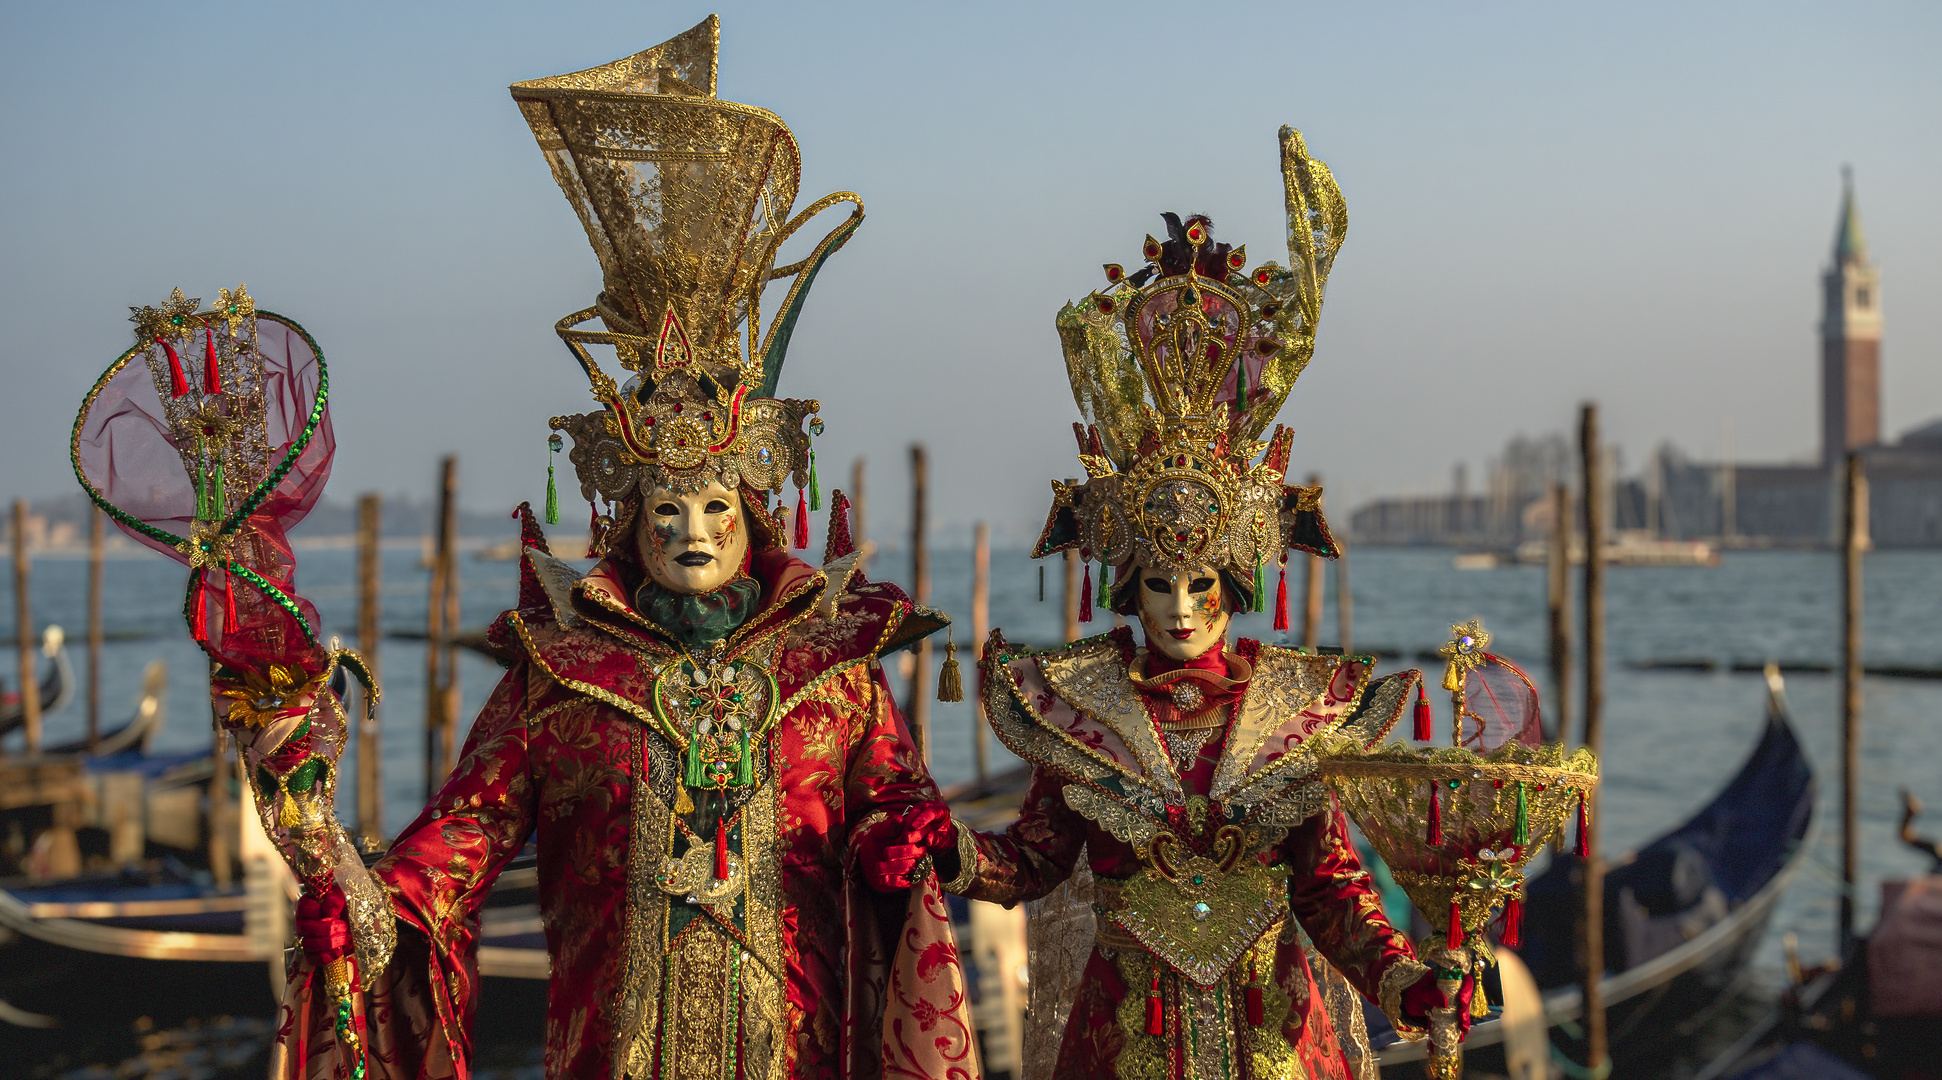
left=1377, top=956, right=1433, bottom=1042
left=337, top=835, right=398, bottom=990
left=938, top=820, right=981, bottom=895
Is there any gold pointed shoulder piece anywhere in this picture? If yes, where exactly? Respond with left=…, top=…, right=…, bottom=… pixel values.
left=510, top=15, right=718, bottom=98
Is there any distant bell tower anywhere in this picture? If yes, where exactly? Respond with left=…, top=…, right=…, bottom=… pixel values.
left=1822, top=167, right=1882, bottom=466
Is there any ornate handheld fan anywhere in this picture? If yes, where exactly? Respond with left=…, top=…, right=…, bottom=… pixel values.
left=71, top=287, right=381, bottom=1078
left=1318, top=620, right=1597, bottom=1080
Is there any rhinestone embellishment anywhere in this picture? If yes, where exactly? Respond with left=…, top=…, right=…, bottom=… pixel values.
left=1171, top=682, right=1205, bottom=710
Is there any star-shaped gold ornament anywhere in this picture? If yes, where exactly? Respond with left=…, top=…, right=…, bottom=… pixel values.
left=175, top=519, right=231, bottom=571
left=129, top=287, right=202, bottom=345
left=213, top=285, right=254, bottom=334
left=1438, top=618, right=1491, bottom=693
left=216, top=663, right=314, bottom=728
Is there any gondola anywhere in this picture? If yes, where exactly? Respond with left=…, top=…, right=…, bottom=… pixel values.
left=45, top=658, right=167, bottom=757
left=0, top=844, right=550, bottom=1026
left=0, top=627, right=76, bottom=738
left=1369, top=669, right=1817, bottom=1072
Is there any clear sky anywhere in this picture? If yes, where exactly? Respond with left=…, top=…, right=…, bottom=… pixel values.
left=3, top=1, right=1937, bottom=545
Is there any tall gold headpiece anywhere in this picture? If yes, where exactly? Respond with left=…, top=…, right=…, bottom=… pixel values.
left=513, top=16, right=861, bottom=518
left=1035, top=126, right=1346, bottom=608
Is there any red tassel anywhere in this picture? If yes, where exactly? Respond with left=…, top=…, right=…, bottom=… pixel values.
left=1448, top=899, right=1464, bottom=947
left=1272, top=565, right=1289, bottom=632
left=1427, top=782, right=1442, bottom=846
left=1245, top=963, right=1265, bottom=1026
left=190, top=570, right=209, bottom=640
left=1079, top=562, right=1094, bottom=623
left=222, top=571, right=240, bottom=635
left=1145, top=973, right=1164, bottom=1036
left=1500, top=896, right=1524, bottom=948
left=1413, top=683, right=1433, bottom=740
left=158, top=337, right=189, bottom=398
left=794, top=491, right=810, bottom=550
left=202, top=327, right=222, bottom=393
left=1576, top=790, right=1590, bottom=857
left=714, top=819, right=730, bottom=880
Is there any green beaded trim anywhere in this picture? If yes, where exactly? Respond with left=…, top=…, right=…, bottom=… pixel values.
left=76, top=311, right=330, bottom=647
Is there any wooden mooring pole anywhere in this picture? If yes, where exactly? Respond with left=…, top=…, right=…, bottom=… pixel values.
left=426, top=456, right=459, bottom=795
left=1840, top=453, right=1867, bottom=950
left=88, top=507, right=104, bottom=752
left=357, top=494, right=383, bottom=843
left=972, top=521, right=990, bottom=787
left=1335, top=536, right=1353, bottom=655
left=1577, top=405, right=1608, bottom=1071
left=907, top=445, right=931, bottom=760
left=12, top=499, right=40, bottom=754
left=1302, top=474, right=1324, bottom=648
left=851, top=457, right=869, bottom=575
left=1549, top=480, right=1574, bottom=745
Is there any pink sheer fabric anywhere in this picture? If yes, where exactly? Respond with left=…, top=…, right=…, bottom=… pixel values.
left=1461, top=655, right=1545, bottom=751
left=75, top=314, right=333, bottom=671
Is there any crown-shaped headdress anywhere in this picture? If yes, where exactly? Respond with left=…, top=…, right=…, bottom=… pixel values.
left=513, top=17, right=861, bottom=544
left=1035, top=126, right=1345, bottom=610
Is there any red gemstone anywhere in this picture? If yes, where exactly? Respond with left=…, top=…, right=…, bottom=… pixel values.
left=1254, top=269, right=1272, bottom=284
left=1228, top=251, right=1244, bottom=268
left=1205, top=343, right=1220, bottom=361
left=1105, top=263, right=1123, bottom=281
left=672, top=404, right=683, bottom=413
left=1097, top=297, right=1115, bottom=313
left=1187, top=225, right=1204, bottom=242
left=1144, top=240, right=1161, bottom=260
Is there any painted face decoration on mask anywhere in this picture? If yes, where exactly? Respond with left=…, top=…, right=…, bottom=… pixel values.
left=1134, top=562, right=1231, bottom=662
left=636, top=481, right=750, bottom=595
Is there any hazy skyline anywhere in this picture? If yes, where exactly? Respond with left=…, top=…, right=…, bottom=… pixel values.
left=4, top=1, right=1937, bottom=545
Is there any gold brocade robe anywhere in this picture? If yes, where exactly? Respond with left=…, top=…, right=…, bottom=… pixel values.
left=942, top=629, right=1429, bottom=1080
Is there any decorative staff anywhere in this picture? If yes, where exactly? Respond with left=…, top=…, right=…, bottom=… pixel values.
left=1319, top=619, right=1598, bottom=1080
left=71, top=287, right=382, bottom=1079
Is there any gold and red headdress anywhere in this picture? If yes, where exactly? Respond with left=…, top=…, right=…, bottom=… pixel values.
left=1036, top=126, right=1348, bottom=611
left=512, top=17, right=861, bottom=548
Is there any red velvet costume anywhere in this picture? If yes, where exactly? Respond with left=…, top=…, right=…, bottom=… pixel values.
left=940, top=628, right=1429, bottom=1080
left=274, top=533, right=980, bottom=1080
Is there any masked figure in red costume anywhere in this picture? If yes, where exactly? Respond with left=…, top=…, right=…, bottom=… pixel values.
left=221, top=18, right=981, bottom=1080
left=900, top=130, right=1474, bottom=1080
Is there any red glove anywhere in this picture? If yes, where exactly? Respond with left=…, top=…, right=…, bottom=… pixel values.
left=1399, top=968, right=1476, bottom=1035
left=857, top=802, right=955, bottom=893
left=294, top=885, right=352, bottom=968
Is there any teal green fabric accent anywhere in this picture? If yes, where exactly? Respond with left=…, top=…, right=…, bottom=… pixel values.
left=636, top=576, right=763, bottom=650
left=756, top=213, right=863, bottom=398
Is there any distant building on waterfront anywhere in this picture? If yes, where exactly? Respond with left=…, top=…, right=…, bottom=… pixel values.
left=1353, top=173, right=1942, bottom=549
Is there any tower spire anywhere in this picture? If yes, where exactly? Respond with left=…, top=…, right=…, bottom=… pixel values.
left=1834, top=165, right=1867, bottom=263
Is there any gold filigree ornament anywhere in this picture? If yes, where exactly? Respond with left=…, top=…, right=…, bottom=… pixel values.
left=513, top=17, right=861, bottom=529
left=1033, top=127, right=1350, bottom=612
left=215, top=662, right=316, bottom=728
left=1315, top=733, right=1597, bottom=1078
left=1111, top=824, right=1292, bottom=988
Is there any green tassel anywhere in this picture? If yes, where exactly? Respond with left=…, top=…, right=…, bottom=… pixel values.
left=683, top=740, right=708, bottom=789
left=209, top=453, right=226, bottom=520
left=1515, top=781, right=1530, bottom=846
left=545, top=434, right=561, bottom=525
left=192, top=457, right=210, bottom=522
left=1253, top=557, right=1268, bottom=613
left=1096, top=559, right=1111, bottom=609
left=734, top=730, right=754, bottom=786
left=807, top=448, right=821, bottom=512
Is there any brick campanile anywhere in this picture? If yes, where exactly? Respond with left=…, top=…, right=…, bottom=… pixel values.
left=1822, top=168, right=1882, bottom=466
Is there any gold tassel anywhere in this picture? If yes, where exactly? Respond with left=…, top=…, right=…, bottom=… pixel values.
left=1470, top=959, right=1491, bottom=1019
left=937, top=630, right=963, bottom=702
left=674, top=786, right=695, bottom=815
left=278, top=780, right=301, bottom=829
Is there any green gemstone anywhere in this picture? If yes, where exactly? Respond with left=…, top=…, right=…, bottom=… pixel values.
left=1192, top=874, right=1205, bottom=885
